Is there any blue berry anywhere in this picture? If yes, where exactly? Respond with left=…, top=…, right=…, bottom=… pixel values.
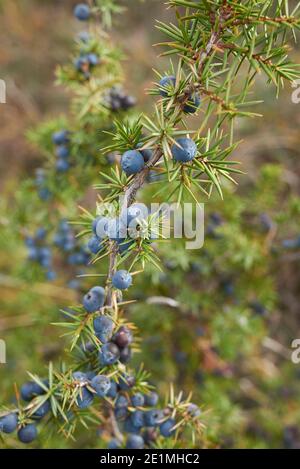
left=0, top=412, right=18, bottom=433
left=87, top=53, right=99, bottom=66
left=77, top=31, right=91, bottom=43
left=99, top=342, right=120, bottom=366
left=95, top=217, right=109, bottom=238
left=46, top=270, right=56, bottom=281
left=74, top=55, right=89, bottom=72
left=35, top=227, right=47, bottom=240
left=56, top=159, right=70, bottom=172
left=120, top=346, right=132, bottom=364
left=32, top=400, right=51, bottom=420
left=76, top=387, right=94, bottom=409
left=91, top=375, right=111, bottom=397
left=160, top=418, right=176, bottom=437
left=87, top=235, right=103, bottom=254
left=83, top=286, right=105, bottom=313
left=108, top=438, right=122, bottom=449
left=171, top=137, right=197, bottom=163
left=124, top=417, right=141, bottom=434
left=126, top=434, right=144, bottom=449
left=144, top=392, right=159, bottom=407
left=107, top=381, right=118, bottom=399
left=187, top=403, right=201, bottom=417
left=159, top=75, right=176, bottom=97
left=93, top=316, right=114, bottom=343
left=38, top=187, right=51, bottom=201
left=27, top=247, right=39, bottom=261
left=74, top=3, right=90, bottom=21
left=115, top=394, right=129, bottom=409
left=145, top=409, right=164, bottom=427
left=20, top=381, right=47, bottom=402
left=183, top=94, right=201, bottom=114
left=18, top=424, right=38, bottom=444
left=131, top=410, right=145, bottom=429
left=112, top=326, right=133, bottom=349
left=112, top=270, right=132, bottom=290
left=118, top=373, right=135, bottom=391
left=56, top=145, right=70, bottom=159
left=72, top=371, right=88, bottom=383
left=131, top=393, right=145, bottom=407
left=121, top=150, right=145, bottom=176
left=52, top=130, right=69, bottom=145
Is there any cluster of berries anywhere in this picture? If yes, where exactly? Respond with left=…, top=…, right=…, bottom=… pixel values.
left=54, top=219, right=90, bottom=268
left=25, top=228, right=56, bottom=281
left=35, top=168, right=51, bottom=201
left=74, top=52, right=100, bottom=80
left=52, top=129, right=71, bottom=173
left=0, top=379, right=49, bottom=443
left=107, top=87, right=137, bottom=113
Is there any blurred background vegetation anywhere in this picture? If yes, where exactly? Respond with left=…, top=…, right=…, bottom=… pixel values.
left=1, top=0, right=300, bottom=448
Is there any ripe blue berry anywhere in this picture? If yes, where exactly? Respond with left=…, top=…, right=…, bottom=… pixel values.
left=187, top=403, right=201, bottom=418
left=160, top=418, right=176, bottom=437
left=144, top=391, right=159, bottom=407
left=107, top=381, right=118, bottom=399
left=95, top=216, right=109, bottom=238
left=112, top=326, right=133, bottom=349
left=131, top=410, right=145, bottom=429
left=171, top=137, right=197, bottom=163
left=20, top=381, right=47, bottom=402
left=83, top=286, right=105, bottom=313
left=131, top=393, right=145, bottom=407
left=55, top=145, right=70, bottom=159
left=46, top=270, right=56, bottom=281
left=108, top=438, right=121, bottom=449
left=72, top=371, right=88, bottom=383
left=112, top=270, right=132, bottom=290
left=93, top=316, right=114, bottom=343
left=76, top=387, right=94, bottom=409
left=74, top=3, right=90, bottom=21
left=52, top=130, right=70, bottom=145
left=144, top=409, right=164, bottom=427
left=118, top=373, right=135, bottom=391
left=115, top=394, right=129, bottom=409
left=159, top=75, right=176, bottom=97
left=91, top=375, right=111, bottom=397
left=183, top=94, right=201, bottom=114
left=18, top=424, right=38, bottom=444
left=87, top=235, right=103, bottom=254
left=121, top=150, right=145, bottom=176
left=120, top=346, right=132, bottom=364
left=87, top=53, right=99, bottom=66
left=126, top=434, right=144, bottom=449
left=56, top=159, right=70, bottom=172
left=99, top=342, right=120, bottom=366
left=0, top=412, right=18, bottom=433
left=32, top=400, right=51, bottom=420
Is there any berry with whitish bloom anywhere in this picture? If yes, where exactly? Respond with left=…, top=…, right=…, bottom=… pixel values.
left=107, top=380, right=118, bottom=399
left=187, top=403, right=201, bottom=418
left=131, top=410, right=145, bottom=429
left=160, top=418, right=176, bottom=437
left=159, top=75, right=176, bottom=97
left=87, top=53, right=99, bottom=66
left=99, top=342, right=120, bottom=366
left=76, top=387, right=94, bottom=409
left=56, top=158, right=70, bottom=172
left=112, top=270, right=132, bottom=290
left=96, top=216, right=109, bottom=238
left=124, top=417, right=140, bottom=434
left=183, top=93, right=201, bottom=114
left=77, top=31, right=91, bottom=43
left=93, top=316, right=114, bottom=343
left=74, top=3, right=90, bottom=21
left=112, top=325, right=133, bottom=349
left=32, top=400, right=51, bottom=420
left=0, top=413, right=18, bottom=434
left=56, top=145, right=70, bottom=159
left=121, top=150, right=145, bottom=176
left=72, top=371, right=88, bottom=383
left=126, top=434, right=144, bottom=449
left=171, top=137, right=197, bottom=163
left=144, top=391, right=159, bottom=407
left=46, top=270, right=56, bottom=281
left=52, top=130, right=70, bottom=145
left=18, top=424, right=38, bottom=444
left=131, top=393, right=145, bottom=407
left=145, top=409, right=164, bottom=427
left=91, top=375, right=111, bottom=397
left=20, top=381, right=47, bottom=402
left=87, top=235, right=103, bottom=255
left=115, top=394, right=129, bottom=409
left=83, top=286, right=105, bottom=313
left=108, top=438, right=122, bottom=449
